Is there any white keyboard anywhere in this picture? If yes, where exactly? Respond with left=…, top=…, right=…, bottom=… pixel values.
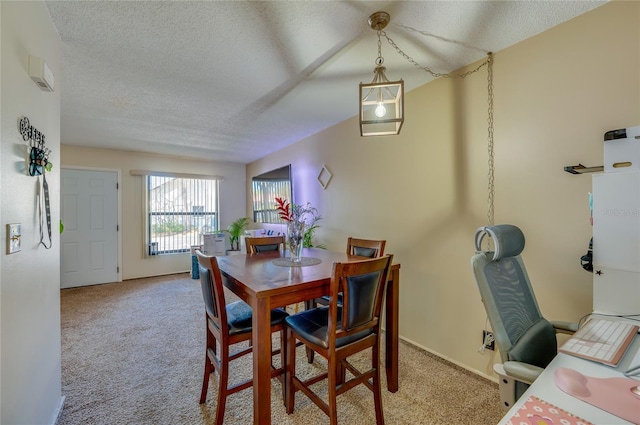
left=559, top=318, right=639, bottom=366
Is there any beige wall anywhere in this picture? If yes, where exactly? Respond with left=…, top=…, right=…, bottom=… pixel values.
left=1, top=1, right=63, bottom=423
left=248, top=1, right=640, bottom=380
left=61, top=146, right=247, bottom=280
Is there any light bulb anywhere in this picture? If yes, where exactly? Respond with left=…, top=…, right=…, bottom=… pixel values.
left=375, top=103, right=386, bottom=118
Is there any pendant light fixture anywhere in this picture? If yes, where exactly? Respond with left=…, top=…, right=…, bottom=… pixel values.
left=359, top=11, right=404, bottom=137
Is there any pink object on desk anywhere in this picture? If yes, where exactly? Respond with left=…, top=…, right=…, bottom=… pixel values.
left=554, top=367, right=640, bottom=424
left=504, top=395, right=593, bottom=425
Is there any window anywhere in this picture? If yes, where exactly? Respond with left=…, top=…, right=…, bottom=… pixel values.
left=147, top=175, right=219, bottom=254
left=252, top=165, right=292, bottom=223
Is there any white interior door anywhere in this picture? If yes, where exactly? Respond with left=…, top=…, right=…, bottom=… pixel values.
left=61, top=169, right=118, bottom=288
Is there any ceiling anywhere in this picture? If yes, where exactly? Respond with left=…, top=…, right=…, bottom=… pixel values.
left=44, top=1, right=606, bottom=164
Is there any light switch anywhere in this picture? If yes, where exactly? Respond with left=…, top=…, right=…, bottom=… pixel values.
left=7, top=223, right=21, bottom=254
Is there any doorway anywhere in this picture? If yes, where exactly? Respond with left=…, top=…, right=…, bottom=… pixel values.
left=60, top=168, right=120, bottom=288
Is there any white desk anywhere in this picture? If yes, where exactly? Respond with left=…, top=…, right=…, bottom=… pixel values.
left=498, top=316, right=640, bottom=425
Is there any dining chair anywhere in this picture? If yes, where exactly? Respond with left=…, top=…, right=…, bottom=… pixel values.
left=195, top=250, right=289, bottom=425
left=305, top=237, right=386, bottom=362
left=311, top=237, right=386, bottom=309
left=285, top=255, right=394, bottom=425
left=346, top=237, right=386, bottom=258
left=245, top=234, right=300, bottom=314
left=245, top=235, right=285, bottom=254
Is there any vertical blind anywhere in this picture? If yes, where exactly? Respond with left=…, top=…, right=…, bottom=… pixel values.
left=147, top=175, right=219, bottom=254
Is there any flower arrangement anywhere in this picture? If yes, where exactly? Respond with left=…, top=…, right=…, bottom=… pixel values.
left=275, top=197, right=321, bottom=229
left=275, top=197, right=314, bottom=220
left=275, top=197, right=323, bottom=261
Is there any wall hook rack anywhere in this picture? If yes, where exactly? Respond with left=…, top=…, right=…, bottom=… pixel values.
left=564, top=164, right=604, bottom=174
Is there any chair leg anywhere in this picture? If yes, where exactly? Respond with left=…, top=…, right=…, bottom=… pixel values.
left=306, top=347, right=315, bottom=363
left=285, top=327, right=296, bottom=414
left=338, top=361, right=346, bottom=385
left=279, top=328, right=287, bottom=404
left=200, top=329, right=216, bottom=404
left=327, top=356, right=339, bottom=425
left=215, top=345, right=230, bottom=425
left=372, top=343, right=385, bottom=425
left=199, top=352, right=212, bottom=404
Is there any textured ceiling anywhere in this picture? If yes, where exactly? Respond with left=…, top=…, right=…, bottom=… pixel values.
left=45, top=1, right=606, bottom=164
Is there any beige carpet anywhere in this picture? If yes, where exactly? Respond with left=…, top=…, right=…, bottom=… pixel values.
left=59, top=273, right=504, bottom=424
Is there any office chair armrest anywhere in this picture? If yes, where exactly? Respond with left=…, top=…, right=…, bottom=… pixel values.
left=502, top=361, right=544, bottom=385
left=551, top=321, right=578, bottom=335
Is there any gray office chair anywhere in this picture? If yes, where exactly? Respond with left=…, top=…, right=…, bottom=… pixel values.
left=471, top=224, right=577, bottom=410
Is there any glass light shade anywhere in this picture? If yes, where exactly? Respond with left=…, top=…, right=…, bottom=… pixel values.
left=360, top=72, right=404, bottom=137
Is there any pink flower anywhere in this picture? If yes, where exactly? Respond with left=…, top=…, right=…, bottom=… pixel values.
left=275, top=197, right=292, bottom=222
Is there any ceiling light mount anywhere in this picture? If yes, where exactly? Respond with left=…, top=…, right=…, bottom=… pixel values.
left=368, top=11, right=390, bottom=31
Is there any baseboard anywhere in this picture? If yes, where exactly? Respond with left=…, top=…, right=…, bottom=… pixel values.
left=123, top=271, right=191, bottom=281
left=398, top=335, right=499, bottom=384
left=51, top=395, right=65, bottom=425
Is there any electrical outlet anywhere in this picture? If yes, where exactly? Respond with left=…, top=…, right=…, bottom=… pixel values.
left=482, top=330, right=495, bottom=350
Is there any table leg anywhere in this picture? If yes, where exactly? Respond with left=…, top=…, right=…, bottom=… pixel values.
left=252, top=297, right=272, bottom=424
left=385, top=266, right=399, bottom=392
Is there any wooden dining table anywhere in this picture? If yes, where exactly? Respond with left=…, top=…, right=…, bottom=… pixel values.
left=216, top=247, right=400, bottom=425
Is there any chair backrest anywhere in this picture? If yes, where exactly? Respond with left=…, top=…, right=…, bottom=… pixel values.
left=346, top=237, right=386, bottom=258
left=328, top=255, right=393, bottom=345
left=471, top=225, right=557, bottom=368
left=245, top=236, right=285, bottom=254
left=196, top=250, right=228, bottom=333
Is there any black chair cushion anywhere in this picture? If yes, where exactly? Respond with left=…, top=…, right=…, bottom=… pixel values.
left=222, top=301, right=289, bottom=336
left=353, top=246, right=377, bottom=257
left=345, top=271, right=380, bottom=328
left=254, top=244, right=279, bottom=253
left=285, top=306, right=372, bottom=349
left=317, top=270, right=380, bottom=315
left=316, top=247, right=377, bottom=306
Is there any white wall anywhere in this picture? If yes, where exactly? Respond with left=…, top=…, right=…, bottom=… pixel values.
left=248, top=2, right=640, bottom=380
left=61, top=146, right=246, bottom=279
left=1, top=2, right=63, bottom=423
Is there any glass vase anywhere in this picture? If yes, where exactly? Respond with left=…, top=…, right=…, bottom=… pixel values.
left=287, top=221, right=305, bottom=264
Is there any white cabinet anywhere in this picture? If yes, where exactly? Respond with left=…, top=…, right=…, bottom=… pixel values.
left=592, top=172, right=640, bottom=315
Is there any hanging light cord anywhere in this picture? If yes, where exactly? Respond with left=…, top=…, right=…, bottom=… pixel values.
left=376, top=30, right=384, bottom=66
left=380, top=31, right=490, bottom=78
left=380, top=30, right=495, bottom=226
left=486, top=53, right=495, bottom=227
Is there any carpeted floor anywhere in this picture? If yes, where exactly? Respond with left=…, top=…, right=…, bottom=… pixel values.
left=59, top=273, right=504, bottom=424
